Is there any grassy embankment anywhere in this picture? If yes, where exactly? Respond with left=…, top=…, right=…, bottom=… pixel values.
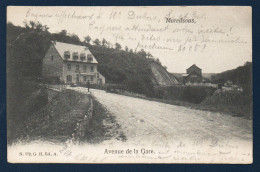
left=8, top=85, right=125, bottom=144
left=154, top=86, right=252, bottom=119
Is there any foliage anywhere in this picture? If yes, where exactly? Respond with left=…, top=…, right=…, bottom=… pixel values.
left=93, top=38, right=101, bottom=45
left=84, top=35, right=91, bottom=43
left=211, top=62, right=252, bottom=87
left=102, top=38, right=107, bottom=46
left=88, top=45, right=157, bottom=96
left=137, top=49, right=147, bottom=58
left=154, top=86, right=217, bottom=104
left=115, top=42, right=121, bottom=50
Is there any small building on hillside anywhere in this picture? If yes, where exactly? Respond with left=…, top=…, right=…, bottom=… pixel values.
left=42, top=41, right=105, bottom=85
left=183, top=64, right=208, bottom=84
left=186, top=64, right=202, bottom=76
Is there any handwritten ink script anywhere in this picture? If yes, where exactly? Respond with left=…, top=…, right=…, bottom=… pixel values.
left=8, top=138, right=251, bottom=163
left=21, top=7, right=250, bottom=54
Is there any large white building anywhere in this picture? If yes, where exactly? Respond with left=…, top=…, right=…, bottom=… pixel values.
left=42, top=41, right=105, bottom=85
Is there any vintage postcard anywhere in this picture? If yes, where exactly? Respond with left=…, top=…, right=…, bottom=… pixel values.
left=7, top=6, right=252, bottom=163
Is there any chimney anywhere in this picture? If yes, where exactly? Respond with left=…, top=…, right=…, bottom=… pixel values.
left=83, top=41, right=88, bottom=50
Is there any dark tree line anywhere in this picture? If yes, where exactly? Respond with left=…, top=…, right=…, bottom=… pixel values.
left=211, top=62, right=252, bottom=86
left=211, top=62, right=252, bottom=95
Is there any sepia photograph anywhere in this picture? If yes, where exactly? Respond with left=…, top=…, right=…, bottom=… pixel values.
left=6, top=6, right=252, bottom=163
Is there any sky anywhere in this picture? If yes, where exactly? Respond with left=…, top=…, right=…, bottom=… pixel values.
left=7, top=6, right=252, bottom=73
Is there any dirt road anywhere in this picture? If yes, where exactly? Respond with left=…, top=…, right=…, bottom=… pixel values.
left=68, top=87, right=252, bottom=148
left=8, top=87, right=252, bottom=163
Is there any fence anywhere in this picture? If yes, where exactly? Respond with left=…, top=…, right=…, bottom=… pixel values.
left=105, top=84, right=125, bottom=93
left=185, top=82, right=218, bottom=88
left=44, top=84, right=66, bottom=92
left=77, top=83, right=107, bottom=90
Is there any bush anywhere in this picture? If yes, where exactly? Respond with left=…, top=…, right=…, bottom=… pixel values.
left=202, top=90, right=252, bottom=106
left=154, top=86, right=217, bottom=104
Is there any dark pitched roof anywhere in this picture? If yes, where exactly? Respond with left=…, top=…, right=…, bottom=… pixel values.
left=187, top=64, right=201, bottom=70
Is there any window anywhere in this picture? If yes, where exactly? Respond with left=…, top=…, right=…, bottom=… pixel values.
left=73, top=52, right=79, bottom=59
left=76, top=65, right=79, bottom=70
left=87, top=54, right=93, bottom=61
left=67, top=64, right=71, bottom=70
left=91, top=76, right=93, bottom=81
left=80, top=53, right=86, bottom=60
left=83, top=76, right=87, bottom=81
left=76, top=74, right=79, bottom=82
left=91, top=66, right=94, bottom=72
left=66, top=75, right=72, bottom=82
left=64, top=51, right=71, bottom=59
left=65, top=55, right=70, bottom=59
left=83, top=65, right=87, bottom=71
left=51, top=55, right=54, bottom=61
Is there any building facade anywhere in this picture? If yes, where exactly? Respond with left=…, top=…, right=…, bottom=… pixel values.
left=186, top=64, right=202, bottom=76
left=42, top=41, right=105, bottom=85
left=183, top=64, right=203, bottom=84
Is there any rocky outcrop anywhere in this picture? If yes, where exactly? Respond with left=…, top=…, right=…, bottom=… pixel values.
left=150, top=62, right=179, bottom=86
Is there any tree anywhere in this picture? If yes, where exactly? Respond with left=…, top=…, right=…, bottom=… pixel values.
left=93, top=39, right=101, bottom=45
left=60, top=29, right=67, bottom=36
left=84, top=35, right=91, bottom=43
left=102, top=38, right=107, bottom=46
left=147, top=52, right=152, bottom=58
left=125, top=46, right=129, bottom=52
left=107, top=42, right=112, bottom=48
left=70, top=34, right=81, bottom=44
left=137, top=49, right=146, bottom=58
left=156, top=58, right=161, bottom=65
left=129, top=49, right=133, bottom=53
left=115, top=43, right=121, bottom=50
left=23, top=20, right=49, bottom=32
left=42, top=25, right=49, bottom=32
left=29, top=21, right=36, bottom=30
left=35, top=22, right=43, bottom=32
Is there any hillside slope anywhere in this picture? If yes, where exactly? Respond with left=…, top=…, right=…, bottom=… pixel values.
left=89, top=45, right=179, bottom=95
left=150, top=62, right=179, bottom=86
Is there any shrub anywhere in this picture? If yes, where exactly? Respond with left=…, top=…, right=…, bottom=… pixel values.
left=202, top=89, right=252, bottom=106
left=153, top=85, right=217, bottom=104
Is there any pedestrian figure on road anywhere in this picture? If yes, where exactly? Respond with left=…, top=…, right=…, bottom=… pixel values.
left=87, top=80, right=90, bottom=92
